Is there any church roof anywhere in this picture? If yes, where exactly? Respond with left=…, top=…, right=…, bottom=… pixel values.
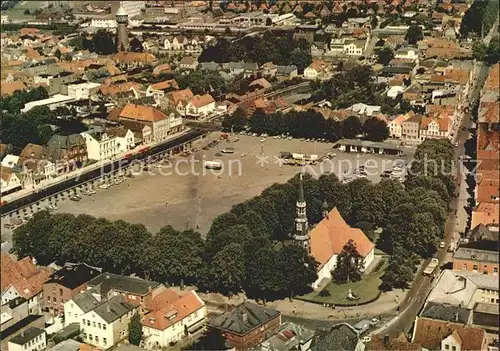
left=310, top=208, right=375, bottom=270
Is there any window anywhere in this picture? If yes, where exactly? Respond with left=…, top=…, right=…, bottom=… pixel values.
left=95, top=336, right=99, bottom=343
left=82, top=319, right=86, bottom=324
left=103, top=338, right=107, bottom=346
left=103, top=324, right=106, bottom=330
left=59, top=288, right=63, bottom=295
left=445, top=345, right=449, bottom=350
left=53, top=297, right=56, bottom=302
left=93, top=321, right=96, bottom=328
left=83, top=333, right=87, bottom=339
left=494, top=267, right=498, bottom=273
left=89, top=335, right=93, bottom=341
left=98, top=323, right=101, bottom=329
left=473, top=265, right=479, bottom=271
left=87, top=320, right=91, bottom=326
left=452, top=347, right=456, bottom=351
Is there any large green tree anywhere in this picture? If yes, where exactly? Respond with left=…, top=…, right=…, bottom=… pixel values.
left=341, top=116, right=363, bottom=139
left=362, top=117, right=390, bottom=141
left=128, top=312, right=142, bottom=345
left=376, top=46, right=395, bottom=65
left=332, top=240, right=363, bottom=284
left=405, top=25, right=424, bottom=45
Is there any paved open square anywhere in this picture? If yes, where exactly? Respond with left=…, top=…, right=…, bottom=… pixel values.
left=50, top=133, right=413, bottom=235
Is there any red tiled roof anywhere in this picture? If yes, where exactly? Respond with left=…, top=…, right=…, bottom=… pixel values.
left=142, top=290, right=204, bottom=331
left=119, top=104, right=168, bottom=122
left=188, top=94, right=215, bottom=108
left=413, top=318, right=485, bottom=350
left=310, top=208, right=375, bottom=269
left=1, top=254, right=40, bottom=291
left=1, top=81, right=27, bottom=97
left=150, top=79, right=179, bottom=91
left=171, top=88, right=194, bottom=106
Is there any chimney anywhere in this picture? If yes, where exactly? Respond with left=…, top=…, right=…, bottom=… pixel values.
left=106, top=304, right=111, bottom=313
left=242, top=312, right=248, bottom=323
left=455, top=312, right=459, bottom=322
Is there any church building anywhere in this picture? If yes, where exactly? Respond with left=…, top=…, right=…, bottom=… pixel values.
left=292, top=174, right=375, bottom=290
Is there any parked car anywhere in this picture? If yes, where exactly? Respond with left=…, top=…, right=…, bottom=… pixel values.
left=69, top=195, right=80, bottom=202
left=439, top=241, right=446, bottom=249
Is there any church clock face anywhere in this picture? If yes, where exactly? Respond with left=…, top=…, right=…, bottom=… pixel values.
left=296, top=222, right=302, bottom=231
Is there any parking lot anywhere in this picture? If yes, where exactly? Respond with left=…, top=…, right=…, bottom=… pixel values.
left=1, top=133, right=414, bottom=241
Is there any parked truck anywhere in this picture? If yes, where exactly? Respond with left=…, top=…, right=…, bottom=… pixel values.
left=423, top=258, right=439, bottom=276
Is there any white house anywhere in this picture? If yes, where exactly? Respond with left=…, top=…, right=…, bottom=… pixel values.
left=309, top=208, right=375, bottom=289
left=0, top=166, right=22, bottom=194
left=80, top=295, right=137, bottom=350
left=142, top=290, right=206, bottom=349
left=145, top=80, right=179, bottom=104
left=64, top=290, right=101, bottom=326
left=7, top=327, right=46, bottom=351
left=420, top=116, right=452, bottom=140
left=304, top=60, right=330, bottom=80
left=1, top=154, right=19, bottom=169
left=185, top=94, right=216, bottom=118
left=80, top=130, right=134, bottom=161
left=388, top=114, right=410, bottom=139
left=387, top=86, right=404, bottom=98
left=67, top=82, right=102, bottom=100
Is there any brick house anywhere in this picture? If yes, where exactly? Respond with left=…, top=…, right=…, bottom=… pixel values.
left=209, top=302, right=281, bottom=351
left=43, top=263, right=101, bottom=316
left=453, top=246, right=499, bottom=275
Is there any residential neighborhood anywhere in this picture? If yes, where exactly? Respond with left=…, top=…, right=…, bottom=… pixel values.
left=0, top=0, right=498, bottom=350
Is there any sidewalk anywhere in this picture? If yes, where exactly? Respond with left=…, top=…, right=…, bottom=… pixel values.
left=196, top=287, right=407, bottom=321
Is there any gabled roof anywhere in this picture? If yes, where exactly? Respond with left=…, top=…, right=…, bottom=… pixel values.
left=92, top=295, right=136, bottom=324
left=45, top=263, right=101, bottom=290
left=420, top=302, right=471, bottom=324
left=312, top=323, right=360, bottom=350
left=150, top=79, right=179, bottom=91
left=413, top=317, right=485, bottom=351
left=1, top=81, right=27, bottom=97
left=142, top=290, right=204, bottom=331
left=209, top=302, right=280, bottom=336
left=88, top=273, right=161, bottom=298
left=47, top=134, right=85, bottom=149
left=119, top=104, right=168, bottom=122
left=71, top=290, right=100, bottom=313
left=1, top=254, right=39, bottom=292
left=310, top=208, right=374, bottom=270
left=188, top=94, right=215, bottom=108
left=171, top=88, right=194, bottom=106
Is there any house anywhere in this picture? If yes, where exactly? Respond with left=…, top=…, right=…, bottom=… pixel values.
left=80, top=129, right=134, bottom=161
left=169, top=88, right=194, bottom=115
left=311, top=323, right=364, bottom=351
left=401, top=114, right=422, bottom=142
left=260, top=62, right=277, bottom=77
left=152, top=63, right=172, bottom=76
left=412, top=317, right=487, bottom=351
left=471, top=203, right=499, bottom=229
left=110, top=104, right=180, bottom=142
left=199, top=61, right=221, bottom=73
left=419, top=116, right=452, bottom=140
left=250, top=322, right=315, bottom=351
left=67, top=82, right=101, bottom=100
left=44, top=134, right=88, bottom=171
left=309, top=208, right=375, bottom=289
left=388, top=113, right=410, bottom=138
left=419, top=302, right=472, bottom=325
left=7, top=327, right=46, bottom=351
left=145, top=80, right=179, bottom=104
left=394, top=48, right=420, bottom=61
left=1, top=297, right=30, bottom=332
left=304, top=60, right=330, bottom=80
left=118, top=120, right=153, bottom=145
left=17, top=143, right=57, bottom=180
left=63, top=290, right=100, bottom=326
left=172, top=36, right=188, bottom=50
left=86, top=273, right=162, bottom=314
left=178, top=56, right=198, bottom=71
left=1, top=259, right=53, bottom=315
left=248, top=78, right=272, bottom=93
left=0, top=81, right=27, bottom=97
left=209, top=302, right=282, bottom=351
left=185, top=94, right=216, bottom=118
left=452, top=246, right=499, bottom=276
left=222, top=61, right=246, bottom=77
left=43, top=263, right=101, bottom=316
left=141, top=290, right=206, bottom=348
left=0, top=166, right=22, bottom=195
left=80, top=295, right=137, bottom=350
left=367, top=334, right=421, bottom=350
left=276, top=65, right=298, bottom=80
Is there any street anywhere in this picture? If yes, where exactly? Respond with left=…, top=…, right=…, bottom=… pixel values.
left=374, top=53, right=493, bottom=338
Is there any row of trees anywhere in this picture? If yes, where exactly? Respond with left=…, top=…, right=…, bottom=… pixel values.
left=223, top=107, right=390, bottom=142
left=473, top=35, right=500, bottom=64
left=0, top=86, right=48, bottom=113
left=198, top=33, right=312, bottom=72
left=381, top=139, right=456, bottom=288
left=68, top=30, right=116, bottom=55
left=460, top=0, right=499, bottom=38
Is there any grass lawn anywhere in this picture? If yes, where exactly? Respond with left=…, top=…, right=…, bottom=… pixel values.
left=2, top=1, right=43, bottom=20
left=299, top=257, right=388, bottom=306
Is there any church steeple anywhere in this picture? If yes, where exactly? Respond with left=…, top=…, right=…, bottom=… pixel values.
left=293, top=173, right=310, bottom=252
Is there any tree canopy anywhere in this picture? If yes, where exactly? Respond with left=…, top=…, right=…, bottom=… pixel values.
left=405, top=25, right=423, bottom=45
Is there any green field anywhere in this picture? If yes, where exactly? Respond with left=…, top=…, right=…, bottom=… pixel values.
left=2, top=1, right=44, bottom=20
left=299, top=257, right=388, bottom=306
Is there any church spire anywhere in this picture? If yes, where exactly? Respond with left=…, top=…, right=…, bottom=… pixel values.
left=293, top=172, right=310, bottom=252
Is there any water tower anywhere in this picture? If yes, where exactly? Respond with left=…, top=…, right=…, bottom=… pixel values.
left=115, top=5, right=129, bottom=51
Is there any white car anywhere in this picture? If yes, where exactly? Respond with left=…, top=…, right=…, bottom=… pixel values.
left=439, top=241, right=446, bottom=249
left=98, top=184, right=109, bottom=190
left=454, top=142, right=459, bottom=147
left=362, top=336, right=372, bottom=343
left=288, top=136, right=293, bottom=140
left=240, top=153, right=246, bottom=157
left=260, top=138, right=266, bottom=142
